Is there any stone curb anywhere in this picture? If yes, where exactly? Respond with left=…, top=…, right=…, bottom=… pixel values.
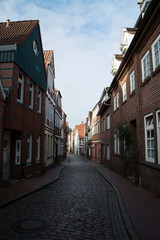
left=95, top=167, right=141, bottom=240
left=81, top=156, right=141, bottom=240
left=0, top=161, right=68, bottom=209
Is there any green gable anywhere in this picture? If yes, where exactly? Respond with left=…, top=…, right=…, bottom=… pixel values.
left=15, top=25, right=46, bottom=91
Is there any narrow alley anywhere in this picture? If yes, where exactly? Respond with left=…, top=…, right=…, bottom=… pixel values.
left=0, top=155, right=139, bottom=240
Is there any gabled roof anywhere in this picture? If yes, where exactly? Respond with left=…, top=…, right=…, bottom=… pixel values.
left=55, top=88, right=62, bottom=98
left=43, top=50, right=53, bottom=69
left=0, top=20, right=39, bottom=46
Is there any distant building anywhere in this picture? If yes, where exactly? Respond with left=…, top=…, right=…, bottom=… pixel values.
left=43, top=50, right=55, bottom=169
left=74, top=122, right=85, bottom=155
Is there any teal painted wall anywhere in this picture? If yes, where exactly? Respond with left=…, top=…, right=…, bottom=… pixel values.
left=15, top=25, right=46, bottom=91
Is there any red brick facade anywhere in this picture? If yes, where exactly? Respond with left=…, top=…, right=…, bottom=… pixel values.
left=0, top=62, right=45, bottom=179
left=108, top=0, right=160, bottom=196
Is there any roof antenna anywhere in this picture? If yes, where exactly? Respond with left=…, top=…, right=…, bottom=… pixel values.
left=6, top=19, right=10, bottom=27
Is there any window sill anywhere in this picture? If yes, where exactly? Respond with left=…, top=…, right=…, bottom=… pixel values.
left=114, top=107, right=119, bottom=113
left=122, top=99, right=127, bottom=105
left=152, top=64, right=160, bottom=77
left=138, top=160, right=160, bottom=172
left=141, top=75, right=151, bottom=87
left=112, top=153, right=121, bottom=157
left=130, top=90, right=135, bottom=98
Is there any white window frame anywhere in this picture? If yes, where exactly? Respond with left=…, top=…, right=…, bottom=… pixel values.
left=116, top=92, right=119, bottom=108
left=114, top=129, right=120, bottom=154
left=15, top=140, right=21, bottom=165
left=114, top=95, right=117, bottom=111
left=156, top=110, right=160, bottom=164
left=114, top=92, right=119, bottom=111
left=27, top=134, right=32, bottom=164
left=144, top=113, right=154, bottom=163
left=107, top=114, right=110, bottom=130
left=36, top=136, right=40, bottom=162
left=107, top=144, right=110, bottom=160
left=17, top=72, right=24, bottom=103
left=151, top=34, right=160, bottom=71
left=141, top=50, right=151, bottom=81
left=130, top=70, right=135, bottom=93
left=38, top=90, right=42, bottom=113
left=29, top=82, right=34, bottom=109
left=103, top=144, right=105, bottom=158
left=122, top=82, right=127, bottom=102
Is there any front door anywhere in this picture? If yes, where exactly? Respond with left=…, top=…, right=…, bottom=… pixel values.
left=3, top=132, right=10, bottom=180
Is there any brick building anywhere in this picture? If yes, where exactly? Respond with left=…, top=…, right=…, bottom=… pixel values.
left=74, top=122, right=85, bottom=155
left=54, top=89, right=62, bottom=164
left=0, top=79, right=6, bottom=183
left=97, top=88, right=111, bottom=168
left=108, top=0, right=160, bottom=195
left=0, top=20, right=46, bottom=180
left=43, top=50, right=55, bottom=169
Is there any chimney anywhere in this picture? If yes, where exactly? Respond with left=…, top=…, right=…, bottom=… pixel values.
left=81, top=121, right=83, bottom=125
left=6, top=19, right=10, bottom=27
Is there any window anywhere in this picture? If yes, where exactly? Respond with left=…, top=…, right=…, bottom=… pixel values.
left=107, top=144, right=110, bottom=160
left=152, top=34, right=160, bottom=71
left=81, top=139, right=84, bottom=145
left=156, top=110, right=160, bottom=164
left=107, top=114, right=110, bottom=130
left=15, top=140, right=21, bottom=165
left=130, top=71, right=135, bottom=93
left=144, top=114, right=154, bottom=162
left=117, top=92, right=119, bottom=108
left=29, top=82, right=34, bottom=109
left=36, top=136, right=40, bottom=162
left=103, top=144, right=105, bottom=158
left=33, top=40, right=39, bottom=56
left=114, top=92, right=119, bottom=111
left=122, top=82, right=127, bottom=102
left=38, top=90, right=42, bottom=113
left=27, top=134, right=32, bottom=164
left=114, top=129, right=120, bottom=154
left=141, top=51, right=151, bottom=81
left=17, top=72, right=24, bottom=103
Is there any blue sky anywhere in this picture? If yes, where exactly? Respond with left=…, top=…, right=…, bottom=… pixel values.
left=0, top=0, right=140, bottom=129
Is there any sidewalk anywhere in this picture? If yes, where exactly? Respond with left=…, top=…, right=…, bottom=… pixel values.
left=83, top=157, right=160, bottom=240
left=0, top=158, right=68, bottom=209
left=0, top=155, right=160, bottom=240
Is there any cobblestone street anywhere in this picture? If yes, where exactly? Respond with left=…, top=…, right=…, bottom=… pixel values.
left=0, top=155, right=134, bottom=240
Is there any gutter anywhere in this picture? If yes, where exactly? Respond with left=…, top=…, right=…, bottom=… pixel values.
left=0, top=44, right=17, bottom=52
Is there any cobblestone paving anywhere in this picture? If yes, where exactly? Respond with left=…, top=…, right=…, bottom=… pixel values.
left=0, top=155, right=131, bottom=240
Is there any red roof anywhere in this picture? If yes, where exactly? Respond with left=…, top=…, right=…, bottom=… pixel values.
left=0, top=20, right=39, bottom=46
left=43, top=50, right=53, bottom=69
left=75, top=122, right=84, bottom=138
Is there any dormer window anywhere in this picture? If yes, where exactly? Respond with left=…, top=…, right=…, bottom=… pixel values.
left=33, top=40, right=39, bottom=56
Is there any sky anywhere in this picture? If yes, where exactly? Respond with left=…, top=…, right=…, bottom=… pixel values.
left=0, top=0, right=140, bottom=129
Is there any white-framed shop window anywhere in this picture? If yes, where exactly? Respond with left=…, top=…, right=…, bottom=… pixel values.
left=15, top=140, right=21, bottom=165
left=156, top=110, right=160, bottom=164
left=130, top=70, right=135, bottom=93
left=151, top=34, right=160, bottom=71
left=27, top=134, right=32, bottom=164
left=141, top=50, right=151, bottom=81
left=122, top=82, right=127, bottom=102
left=144, top=114, right=154, bottom=163
left=29, top=82, right=34, bottom=109
left=36, top=136, right=40, bottom=162
left=17, top=72, right=24, bottom=103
